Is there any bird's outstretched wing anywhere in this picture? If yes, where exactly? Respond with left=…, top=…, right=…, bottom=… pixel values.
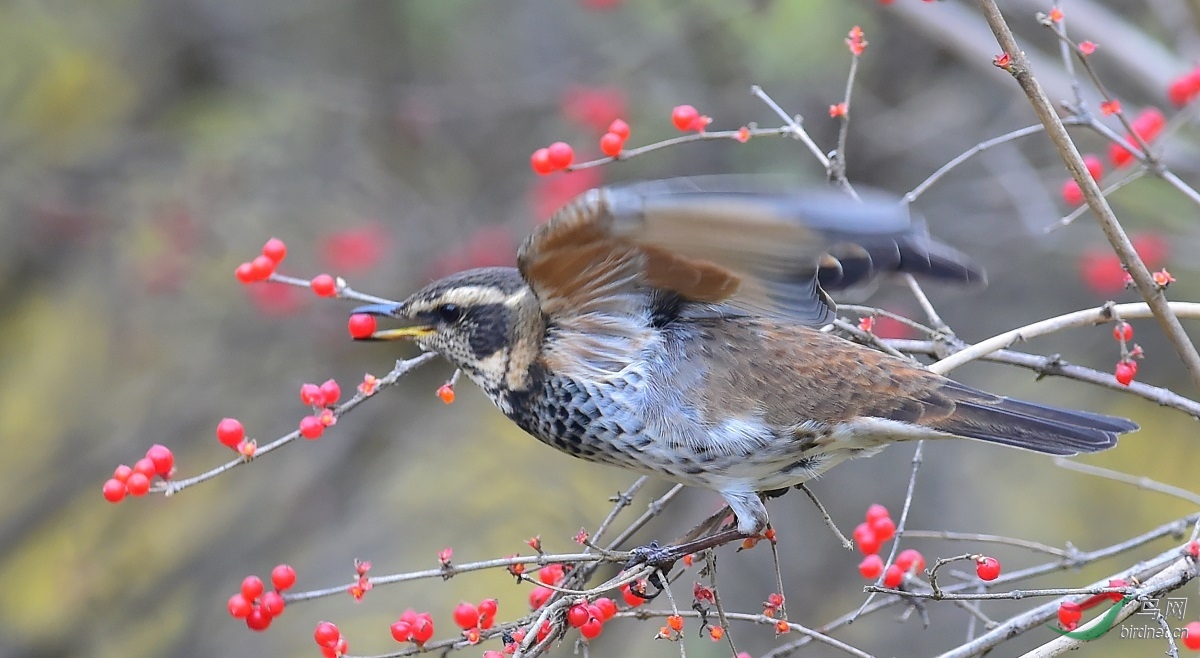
left=517, top=176, right=984, bottom=331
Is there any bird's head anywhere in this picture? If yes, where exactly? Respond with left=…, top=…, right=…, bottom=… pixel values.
left=352, top=267, right=542, bottom=394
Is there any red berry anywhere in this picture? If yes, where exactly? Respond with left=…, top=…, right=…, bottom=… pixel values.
left=113, top=464, right=133, bottom=483
left=347, top=313, right=377, bottom=339
left=580, top=617, right=603, bottom=640
left=241, top=575, right=264, bottom=601
left=1113, top=322, right=1133, bottom=341
left=858, top=554, right=884, bottom=579
left=975, top=556, right=1001, bottom=581
left=261, top=590, right=286, bottom=616
left=1109, top=139, right=1136, bottom=168
left=593, top=597, right=617, bottom=620
left=1133, top=107, right=1166, bottom=141
left=245, top=607, right=272, bottom=631
left=320, top=379, right=341, bottom=406
left=227, top=593, right=253, bottom=618
left=546, top=142, right=574, bottom=170
left=538, top=564, right=564, bottom=585
left=621, top=581, right=646, bottom=607
left=262, top=238, right=287, bottom=264
left=390, top=620, right=412, bottom=642
left=310, top=274, right=337, bottom=297
left=896, top=548, right=926, bottom=573
left=300, top=383, right=324, bottom=407
left=1187, top=540, right=1199, bottom=558
left=235, top=262, right=256, bottom=284
left=126, top=472, right=151, bottom=496
left=529, top=585, right=553, bottom=610
left=869, top=515, right=896, bottom=542
left=607, top=118, right=630, bottom=139
left=410, top=615, right=434, bottom=644
left=216, top=418, right=244, bottom=448
left=1062, top=180, right=1084, bottom=206
left=667, top=614, right=683, bottom=631
left=1115, top=361, right=1136, bottom=386
left=133, top=458, right=157, bottom=478
left=146, top=444, right=174, bottom=476
left=102, top=478, right=126, bottom=503
left=1082, top=154, right=1104, bottom=181
left=1168, top=73, right=1199, bottom=107
left=865, top=503, right=890, bottom=524
left=882, top=564, right=904, bottom=588
left=853, top=522, right=880, bottom=554
left=320, top=637, right=348, bottom=658
left=530, top=148, right=554, bottom=175
left=536, top=620, right=553, bottom=644
left=299, top=415, right=325, bottom=439
left=567, top=604, right=589, bottom=628
left=478, top=598, right=498, bottom=619
left=1182, top=621, right=1200, bottom=650
left=271, top=564, right=297, bottom=591
left=599, top=132, right=624, bottom=157
left=250, top=255, right=276, bottom=280
left=453, top=601, right=480, bottom=629
left=1057, top=601, right=1082, bottom=628
left=315, top=621, right=341, bottom=648
left=437, top=383, right=455, bottom=404
left=671, top=104, right=700, bottom=131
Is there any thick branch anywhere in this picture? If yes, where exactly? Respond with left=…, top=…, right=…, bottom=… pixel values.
left=978, top=0, right=1200, bottom=391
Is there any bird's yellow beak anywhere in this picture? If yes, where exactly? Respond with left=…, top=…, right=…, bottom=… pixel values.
left=350, top=303, right=435, bottom=341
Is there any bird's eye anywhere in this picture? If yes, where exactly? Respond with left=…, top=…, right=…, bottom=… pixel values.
left=437, top=303, right=463, bottom=324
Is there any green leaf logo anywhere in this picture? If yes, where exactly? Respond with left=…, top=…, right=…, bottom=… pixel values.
left=1047, top=597, right=1133, bottom=641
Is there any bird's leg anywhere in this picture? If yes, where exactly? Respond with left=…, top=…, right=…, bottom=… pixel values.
left=624, top=489, right=767, bottom=571
left=675, top=505, right=735, bottom=544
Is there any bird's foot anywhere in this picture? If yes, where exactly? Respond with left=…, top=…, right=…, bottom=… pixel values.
left=623, top=527, right=749, bottom=571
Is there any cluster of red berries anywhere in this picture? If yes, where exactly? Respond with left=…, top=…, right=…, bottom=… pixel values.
left=530, top=142, right=576, bottom=175
left=1061, top=154, right=1104, bottom=206
left=452, top=598, right=499, bottom=644
left=853, top=503, right=896, bottom=555
left=1078, top=233, right=1168, bottom=295
left=671, top=104, right=711, bottom=132
left=228, top=565, right=296, bottom=632
left=314, top=621, right=349, bottom=658
left=103, top=444, right=175, bottom=502
left=566, top=596, right=618, bottom=640
left=390, top=609, right=436, bottom=646
left=1110, top=107, right=1165, bottom=168
left=528, top=564, right=568, bottom=610
left=599, top=119, right=631, bottom=157
left=298, top=379, right=341, bottom=439
left=1111, top=321, right=1142, bottom=387
left=235, top=238, right=288, bottom=284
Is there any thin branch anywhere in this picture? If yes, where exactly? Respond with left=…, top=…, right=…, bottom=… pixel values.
left=1053, top=458, right=1200, bottom=506
left=927, top=301, right=1200, bottom=376
left=153, top=352, right=438, bottom=495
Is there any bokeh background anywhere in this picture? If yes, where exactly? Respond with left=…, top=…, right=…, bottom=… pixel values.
left=1, top=1, right=1197, bottom=656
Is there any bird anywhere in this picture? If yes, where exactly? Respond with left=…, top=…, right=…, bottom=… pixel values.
left=353, top=176, right=1138, bottom=553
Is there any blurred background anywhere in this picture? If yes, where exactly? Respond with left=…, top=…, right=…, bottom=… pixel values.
left=1, top=0, right=1198, bottom=656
